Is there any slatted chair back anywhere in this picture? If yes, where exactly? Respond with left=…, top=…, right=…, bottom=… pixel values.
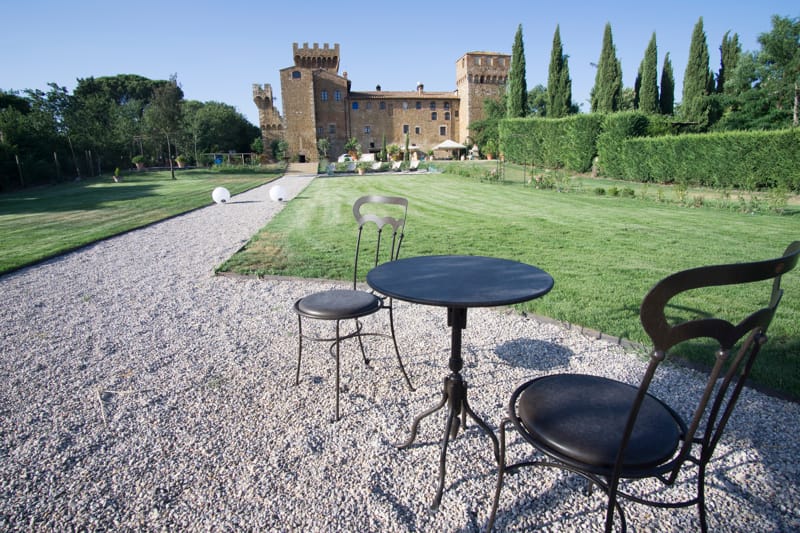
left=351, top=195, right=408, bottom=288
left=630, top=241, right=800, bottom=486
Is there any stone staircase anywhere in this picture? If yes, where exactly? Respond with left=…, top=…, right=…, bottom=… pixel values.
left=285, top=162, right=319, bottom=176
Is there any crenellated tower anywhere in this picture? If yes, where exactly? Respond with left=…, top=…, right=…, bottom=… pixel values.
left=252, top=83, right=283, bottom=160
left=455, top=51, right=510, bottom=145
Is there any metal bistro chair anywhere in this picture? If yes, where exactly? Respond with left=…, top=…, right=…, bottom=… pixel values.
left=489, top=241, right=800, bottom=532
left=293, top=195, right=415, bottom=421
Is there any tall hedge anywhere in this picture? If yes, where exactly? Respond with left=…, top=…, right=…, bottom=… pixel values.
left=595, top=112, right=650, bottom=177
left=499, top=112, right=799, bottom=192
left=618, top=129, right=800, bottom=190
left=500, top=114, right=603, bottom=172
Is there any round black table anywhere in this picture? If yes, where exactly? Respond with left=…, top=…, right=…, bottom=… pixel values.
left=367, top=255, right=554, bottom=508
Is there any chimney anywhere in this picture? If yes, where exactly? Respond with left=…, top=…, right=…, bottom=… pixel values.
left=416, top=82, right=424, bottom=94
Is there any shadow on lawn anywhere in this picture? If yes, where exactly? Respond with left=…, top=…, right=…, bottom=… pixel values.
left=0, top=182, right=160, bottom=215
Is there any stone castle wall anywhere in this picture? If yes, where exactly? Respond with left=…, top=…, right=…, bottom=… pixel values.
left=256, top=43, right=510, bottom=162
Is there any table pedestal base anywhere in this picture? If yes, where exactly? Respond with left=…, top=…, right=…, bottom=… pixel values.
left=398, top=372, right=500, bottom=509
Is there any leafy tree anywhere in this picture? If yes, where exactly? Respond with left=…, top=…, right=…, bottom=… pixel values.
left=591, top=23, right=623, bottom=112
left=715, top=16, right=800, bottom=130
left=143, top=75, right=183, bottom=178
left=717, top=31, right=742, bottom=93
left=659, top=53, right=675, bottom=115
left=469, top=94, right=505, bottom=153
left=251, top=136, right=264, bottom=155
left=507, top=24, right=528, bottom=118
left=757, top=15, right=800, bottom=126
left=681, top=17, right=715, bottom=128
left=0, top=90, right=31, bottom=114
left=547, top=25, right=573, bottom=118
left=183, top=101, right=258, bottom=156
left=637, top=33, right=660, bottom=113
left=527, top=84, right=548, bottom=116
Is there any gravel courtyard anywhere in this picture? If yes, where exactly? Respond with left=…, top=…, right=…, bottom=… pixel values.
left=1, top=174, right=799, bottom=531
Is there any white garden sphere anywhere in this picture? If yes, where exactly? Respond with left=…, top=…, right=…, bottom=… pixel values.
left=269, top=185, right=287, bottom=202
left=212, top=187, right=231, bottom=204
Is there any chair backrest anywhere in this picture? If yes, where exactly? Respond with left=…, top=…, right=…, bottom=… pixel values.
left=618, top=242, right=800, bottom=479
left=351, top=195, right=408, bottom=288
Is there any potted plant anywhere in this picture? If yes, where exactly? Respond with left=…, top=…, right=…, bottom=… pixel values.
left=132, top=155, right=146, bottom=170
left=483, top=139, right=498, bottom=160
left=357, top=161, right=371, bottom=175
left=344, top=137, right=362, bottom=161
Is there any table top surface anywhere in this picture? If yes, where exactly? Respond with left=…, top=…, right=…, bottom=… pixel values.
left=366, top=255, right=554, bottom=308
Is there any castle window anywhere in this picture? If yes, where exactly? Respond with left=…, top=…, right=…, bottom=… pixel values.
left=402, top=101, right=408, bottom=110
left=429, top=102, right=436, bottom=110
left=292, top=71, right=301, bottom=79
left=414, top=126, right=421, bottom=135
left=364, top=125, right=371, bottom=134
left=317, top=127, right=323, bottom=136
left=379, top=101, right=386, bottom=110
left=329, top=124, right=336, bottom=134
left=415, top=101, right=421, bottom=109
left=454, top=110, right=459, bottom=118
left=366, top=101, right=372, bottom=110
left=444, top=102, right=450, bottom=110
left=321, top=90, right=328, bottom=101
left=498, top=57, right=505, bottom=67
left=440, top=126, right=447, bottom=136
left=334, top=90, right=341, bottom=101
left=352, top=101, right=359, bottom=110
left=474, top=57, right=481, bottom=66
left=444, top=112, right=451, bottom=120
left=402, top=124, right=409, bottom=134
left=431, top=112, right=437, bottom=120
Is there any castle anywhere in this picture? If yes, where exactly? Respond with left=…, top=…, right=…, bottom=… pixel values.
left=253, top=42, right=510, bottom=163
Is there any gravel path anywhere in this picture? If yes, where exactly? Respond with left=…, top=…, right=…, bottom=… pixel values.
left=1, top=174, right=799, bottom=531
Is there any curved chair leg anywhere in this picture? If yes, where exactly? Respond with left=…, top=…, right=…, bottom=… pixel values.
left=388, top=303, right=415, bottom=390
left=697, top=462, right=709, bottom=533
left=334, top=320, right=341, bottom=422
left=295, top=316, right=304, bottom=385
left=487, top=418, right=509, bottom=531
left=354, top=319, right=370, bottom=366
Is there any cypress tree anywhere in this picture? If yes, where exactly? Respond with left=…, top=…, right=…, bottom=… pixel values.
left=507, top=24, right=528, bottom=118
left=591, top=23, right=622, bottom=113
left=717, top=31, right=741, bottom=93
left=638, top=33, right=660, bottom=113
left=682, top=17, right=714, bottom=124
left=659, top=52, right=675, bottom=115
left=547, top=25, right=573, bottom=118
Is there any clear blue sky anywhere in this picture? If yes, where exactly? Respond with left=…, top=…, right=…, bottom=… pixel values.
left=3, top=1, right=796, bottom=126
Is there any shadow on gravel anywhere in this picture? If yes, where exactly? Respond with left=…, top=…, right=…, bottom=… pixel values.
left=494, top=338, right=573, bottom=371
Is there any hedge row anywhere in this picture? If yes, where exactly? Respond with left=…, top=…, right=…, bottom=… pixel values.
left=500, top=115, right=603, bottom=173
left=615, top=129, right=800, bottom=190
left=500, top=112, right=800, bottom=191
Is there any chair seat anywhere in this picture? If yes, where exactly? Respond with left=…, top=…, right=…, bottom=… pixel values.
left=294, top=289, right=382, bottom=320
left=517, top=374, right=681, bottom=473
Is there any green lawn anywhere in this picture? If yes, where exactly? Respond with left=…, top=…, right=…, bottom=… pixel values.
left=219, top=172, right=800, bottom=398
left=0, top=166, right=281, bottom=274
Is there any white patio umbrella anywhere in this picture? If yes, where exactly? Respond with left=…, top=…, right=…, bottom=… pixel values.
left=432, top=139, right=467, bottom=159
left=432, top=139, right=467, bottom=150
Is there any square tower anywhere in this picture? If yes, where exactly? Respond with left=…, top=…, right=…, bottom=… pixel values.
left=455, top=52, right=510, bottom=145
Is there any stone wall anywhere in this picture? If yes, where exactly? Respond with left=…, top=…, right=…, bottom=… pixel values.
left=257, top=44, right=509, bottom=163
